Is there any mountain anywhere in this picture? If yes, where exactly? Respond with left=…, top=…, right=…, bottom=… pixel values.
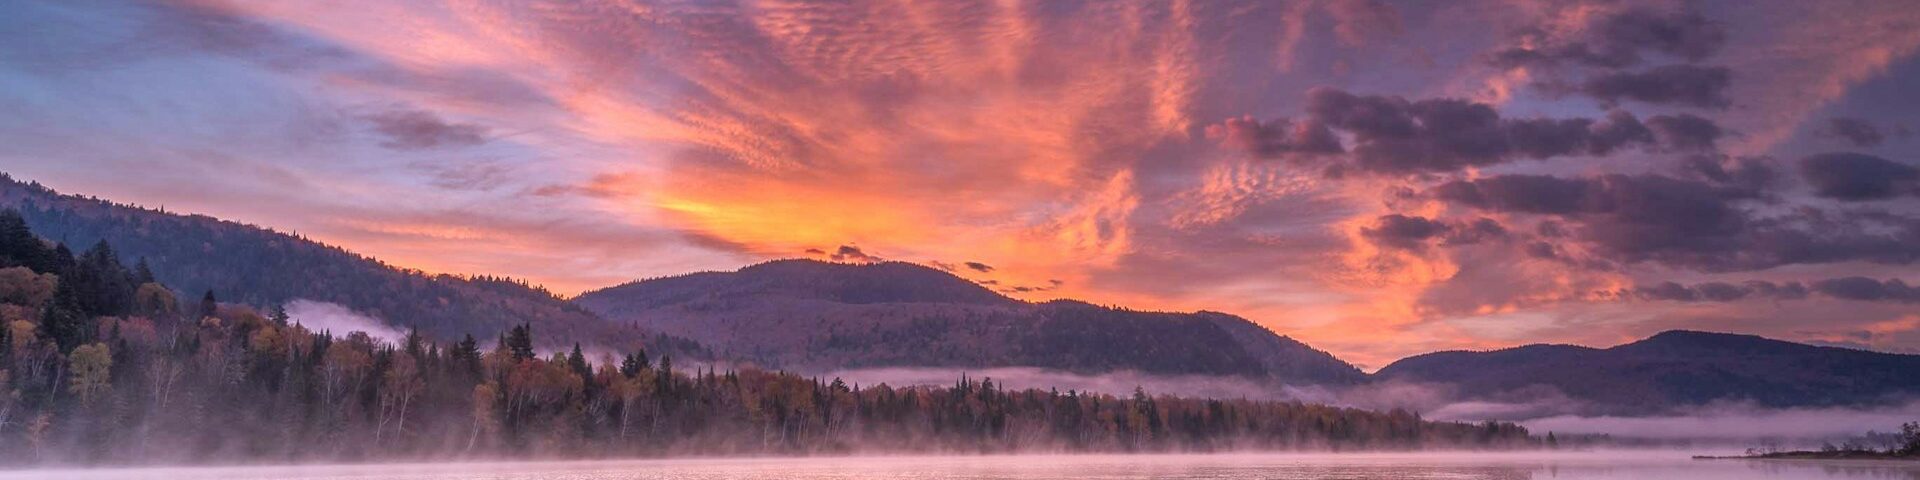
left=574, top=259, right=1366, bottom=385
left=1375, top=330, right=1920, bottom=413
left=0, top=173, right=696, bottom=354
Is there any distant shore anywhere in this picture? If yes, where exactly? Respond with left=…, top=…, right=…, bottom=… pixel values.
left=1694, top=451, right=1920, bottom=461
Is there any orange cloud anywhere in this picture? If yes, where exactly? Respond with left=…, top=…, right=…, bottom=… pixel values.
left=23, top=0, right=1914, bottom=369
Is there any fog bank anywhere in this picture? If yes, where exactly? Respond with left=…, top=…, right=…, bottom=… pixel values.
left=818, top=367, right=1920, bottom=443
left=1521, top=401, right=1920, bottom=440
left=284, top=299, right=407, bottom=344
left=821, top=367, right=1294, bottom=400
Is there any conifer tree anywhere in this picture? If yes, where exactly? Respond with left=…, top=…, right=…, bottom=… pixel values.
left=0, top=210, right=59, bottom=273
left=506, top=324, right=534, bottom=361
left=132, top=257, right=155, bottom=285
left=620, top=350, right=650, bottom=378
left=567, top=344, right=591, bottom=375
left=41, top=280, right=90, bottom=352
left=268, top=304, right=290, bottom=326
left=199, top=290, right=218, bottom=319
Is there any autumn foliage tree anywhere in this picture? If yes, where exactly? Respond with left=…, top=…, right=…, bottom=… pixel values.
left=0, top=210, right=1536, bottom=465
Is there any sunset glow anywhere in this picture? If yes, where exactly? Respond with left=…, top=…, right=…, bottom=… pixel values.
left=5, top=0, right=1919, bottom=368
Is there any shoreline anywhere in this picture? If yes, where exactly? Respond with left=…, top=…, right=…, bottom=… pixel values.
left=1693, top=452, right=1920, bottom=462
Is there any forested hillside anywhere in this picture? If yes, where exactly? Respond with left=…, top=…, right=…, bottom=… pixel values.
left=0, top=174, right=694, bottom=354
left=575, top=260, right=1366, bottom=386
left=0, top=216, right=1531, bottom=464
left=1376, top=330, right=1920, bottom=414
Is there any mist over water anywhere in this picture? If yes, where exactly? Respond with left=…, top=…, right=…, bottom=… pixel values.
left=823, top=367, right=1291, bottom=400
left=5, top=452, right=1915, bottom=480
left=825, top=367, right=1920, bottom=445
left=1523, top=402, right=1920, bottom=441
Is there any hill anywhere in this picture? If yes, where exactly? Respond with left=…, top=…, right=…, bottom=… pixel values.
left=574, top=259, right=1366, bottom=385
left=1374, top=330, right=1920, bottom=414
left=0, top=172, right=696, bottom=354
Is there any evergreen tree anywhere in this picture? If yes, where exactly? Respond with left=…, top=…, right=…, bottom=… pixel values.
left=199, top=290, right=217, bottom=319
left=620, top=349, right=650, bottom=378
left=0, top=209, right=59, bottom=273
left=567, top=343, right=591, bottom=380
left=132, top=257, right=156, bottom=285
left=268, top=304, right=290, bottom=326
left=50, top=243, right=75, bottom=275
left=1899, top=422, right=1920, bottom=456
left=452, top=334, right=481, bottom=376
left=72, top=240, right=134, bottom=317
left=405, top=328, right=425, bottom=358
left=506, top=324, right=534, bottom=361
left=0, top=318, right=12, bottom=372
left=41, top=284, right=90, bottom=352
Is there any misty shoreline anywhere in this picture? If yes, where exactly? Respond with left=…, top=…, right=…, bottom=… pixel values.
left=0, top=449, right=1769, bottom=473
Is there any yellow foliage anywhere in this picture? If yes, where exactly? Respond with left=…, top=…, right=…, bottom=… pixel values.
left=250, top=326, right=287, bottom=357
left=134, top=282, right=176, bottom=317
left=7, top=320, right=34, bottom=350
left=472, top=382, right=500, bottom=431
left=0, top=267, right=55, bottom=309
left=69, top=343, right=113, bottom=403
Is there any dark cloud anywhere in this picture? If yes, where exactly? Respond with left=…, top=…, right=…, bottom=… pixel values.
left=1799, top=152, right=1920, bottom=201
left=1489, top=7, right=1727, bottom=70
left=1630, top=278, right=1917, bottom=304
left=1812, top=277, right=1920, bottom=303
left=1824, top=118, right=1886, bottom=147
left=964, top=261, right=995, bottom=273
left=1360, top=214, right=1506, bottom=251
left=1583, top=110, right=1660, bottom=156
left=1433, top=175, right=1601, bottom=215
left=1326, top=0, right=1403, bottom=45
left=127, top=1, right=362, bottom=73
left=1676, top=155, right=1778, bottom=197
left=1631, top=281, right=1741, bottom=302
left=829, top=245, right=880, bottom=262
left=364, top=109, right=489, bottom=150
left=1206, top=116, right=1344, bottom=158
left=1361, top=214, right=1450, bottom=250
left=1284, top=88, right=1662, bottom=174
left=1505, top=111, right=1654, bottom=159
left=1646, top=113, right=1724, bottom=152
left=1628, top=280, right=1799, bottom=302
left=927, top=260, right=957, bottom=272
left=1578, top=65, right=1732, bottom=109
left=412, top=160, right=514, bottom=191
left=1433, top=173, right=1920, bottom=271
left=996, top=280, right=1062, bottom=294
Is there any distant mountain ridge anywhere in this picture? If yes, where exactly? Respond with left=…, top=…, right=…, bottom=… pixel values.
left=10, top=172, right=1919, bottom=414
left=575, top=259, right=1368, bottom=385
left=1375, top=330, right=1920, bottom=414
left=0, top=173, right=693, bottom=353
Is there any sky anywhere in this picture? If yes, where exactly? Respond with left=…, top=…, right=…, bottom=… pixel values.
left=2, top=0, right=1918, bottom=369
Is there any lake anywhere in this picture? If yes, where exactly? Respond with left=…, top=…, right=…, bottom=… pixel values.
left=4, top=452, right=1917, bottom=480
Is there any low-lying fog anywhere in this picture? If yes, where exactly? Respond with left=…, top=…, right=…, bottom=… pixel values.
left=7, top=451, right=1915, bottom=480
left=825, top=366, right=1920, bottom=446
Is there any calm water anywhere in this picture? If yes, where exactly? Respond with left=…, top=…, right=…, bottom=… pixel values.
left=5, top=452, right=1917, bottom=480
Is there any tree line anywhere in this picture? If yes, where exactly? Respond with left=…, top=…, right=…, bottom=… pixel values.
left=0, top=174, right=698, bottom=356
left=0, top=209, right=1532, bottom=466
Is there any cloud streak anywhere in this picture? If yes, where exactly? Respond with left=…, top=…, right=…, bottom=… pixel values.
left=4, top=0, right=1920, bottom=368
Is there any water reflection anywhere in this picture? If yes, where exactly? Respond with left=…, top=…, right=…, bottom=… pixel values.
left=3, top=453, right=1916, bottom=480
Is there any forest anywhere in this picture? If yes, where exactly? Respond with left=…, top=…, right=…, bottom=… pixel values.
left=0, top=209, right=1533, bottom=465
left=0, top=173, right=701, bottom=357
